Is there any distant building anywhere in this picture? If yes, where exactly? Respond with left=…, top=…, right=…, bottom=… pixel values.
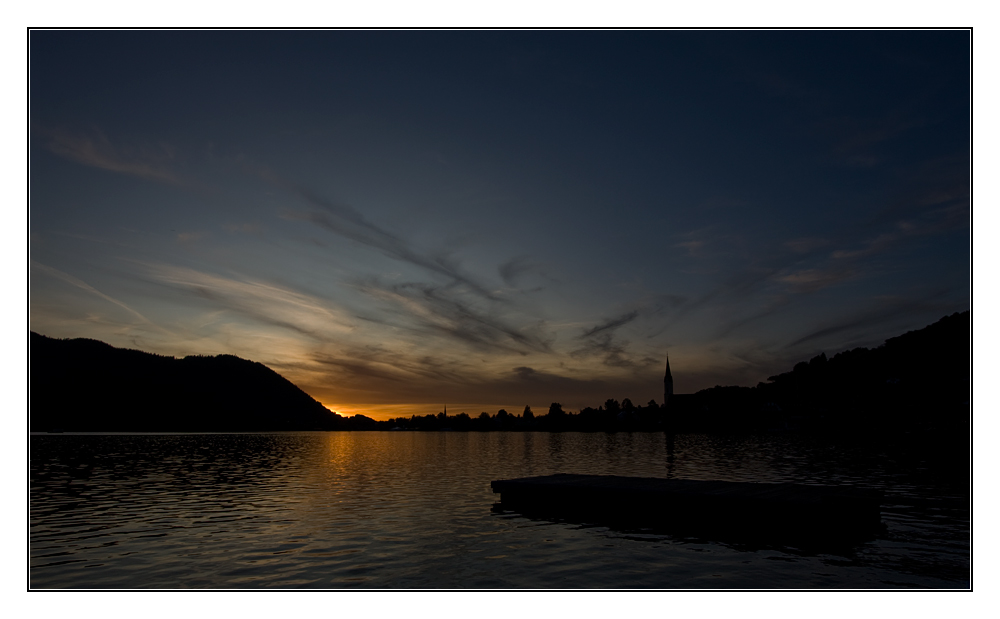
left=663, top=353, right=699, bottom=429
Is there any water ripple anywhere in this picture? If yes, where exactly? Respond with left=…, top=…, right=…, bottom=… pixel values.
left=30, top=432, right=969, bottom=589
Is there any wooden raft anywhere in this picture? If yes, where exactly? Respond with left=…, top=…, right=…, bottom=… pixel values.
left=491, top=473, right=883, bottom=540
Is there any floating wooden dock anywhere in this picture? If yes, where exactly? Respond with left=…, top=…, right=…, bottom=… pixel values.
left=491, top=474, right=883, bottom=542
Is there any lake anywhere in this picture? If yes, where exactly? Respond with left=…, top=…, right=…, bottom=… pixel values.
left=29, top=431, right=970, bottom=589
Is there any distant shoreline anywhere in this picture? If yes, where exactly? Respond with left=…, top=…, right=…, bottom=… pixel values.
left=30, top=311, right=968, bottom=438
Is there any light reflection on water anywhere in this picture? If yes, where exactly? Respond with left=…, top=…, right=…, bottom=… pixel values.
left=30, top=432, right=969, bottom=589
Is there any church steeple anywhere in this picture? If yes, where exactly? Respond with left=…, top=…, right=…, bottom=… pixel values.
left=663, top=353, right=674, bottom=408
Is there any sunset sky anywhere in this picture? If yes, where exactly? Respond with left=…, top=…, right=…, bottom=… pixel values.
left=29, top=30, right=970, bottom=420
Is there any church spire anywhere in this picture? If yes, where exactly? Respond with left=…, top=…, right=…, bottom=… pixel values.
left=663, top=353, right=674, bottom=407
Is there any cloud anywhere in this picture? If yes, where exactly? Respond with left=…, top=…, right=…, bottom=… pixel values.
left=708, top=222, right=931, bottom=338
left=573, top=309, right=653, bottom=368
left=353, top=278, right=553, bottom=355
left=512, top=366, right=538, bottom=380
left=32, top=261, right=159, bottom=328
left=142, top=264, right=355, bottom=341
left=498, top=255, right=536, bottom=287
left=253, top=175, right=569, bottom=362
left=283, top=189, right=498, bottom=300
left=827, top=203, right=966, bottom=264
left=310, top=352, right=409, bottom=384
left=848, top=152, right=968, bottom=239
left=277, top=344, right=492, bottom=405
left=579, top=310, right=639, bottom=339
left=699, top=191, right=967, bottom=341
left=176, top=231, right=205, bottom=244
left=586, top=338, right=636, bottom=368
left=675, top=240, right=705, bottom=256
left=38, top=127, right=180, bottom=184
left=785, top=290, right=954, bottom=350
left=777, top=266, right=854, bottom=292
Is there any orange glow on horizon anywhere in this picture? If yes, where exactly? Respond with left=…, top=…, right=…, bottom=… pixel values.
left=319, top=402, right=539, bottom=422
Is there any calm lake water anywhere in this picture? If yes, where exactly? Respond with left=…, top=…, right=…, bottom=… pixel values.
left=29, top=431, right=970, bottom=589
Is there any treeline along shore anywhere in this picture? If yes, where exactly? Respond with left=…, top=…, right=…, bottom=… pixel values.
left=384, top=312, right=970, bottom=441
left=30, top=312, right=969, bottom=445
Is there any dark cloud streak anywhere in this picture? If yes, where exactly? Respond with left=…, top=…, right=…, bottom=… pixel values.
left=499, top=256, right=536, bottom=287
left=573, top=309, right=653, bottom=369
left=353, top=278, right=554, bottom=355
left=785, top=290, right=954, bottom=350
left=290, top=189, right=498, bottom=300
left=579, top=310, right=639, bottom=339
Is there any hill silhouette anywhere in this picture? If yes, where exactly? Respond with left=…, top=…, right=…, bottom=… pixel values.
left=666, top=310, right=970, bottom=436
left=757, top=310, right=969, bottom=429
left=29, top=333, right=351, bottom=432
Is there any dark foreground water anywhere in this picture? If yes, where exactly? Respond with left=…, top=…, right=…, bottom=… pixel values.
left=29, top=431, right=969, bottom=589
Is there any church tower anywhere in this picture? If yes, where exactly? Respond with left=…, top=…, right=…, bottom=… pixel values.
left=663, top=353, right=674, bottom=409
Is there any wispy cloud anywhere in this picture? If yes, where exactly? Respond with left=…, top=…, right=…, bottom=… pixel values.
left=777, top=266, right=854, bottom=292
left=785, top=290, right=954, bottom=350
left=143, top=264, right=355, bottom=341
left=499, top=255, right=540, bottom=287
left=176, top=231, right=205, bottom=244
left=246, top=172, right=568, bottom=357
left=698, top=182, right=968, bottom=340
left=710, top=219, right=940, bottom=337
left=673, top=224, right=723, bottom=259
left=32, top=261, right=161, bottom=329
left=38, top=127, right=181, bottom=184
left=579, top=338, right=639, bottom=368
left=281, top=188, right=498, bottom=300
left=580, top=310, right=638, bottom=339
left=675, top=240, right=705, bottom=256
left=573, top=309, right=656, bottom=369
left=353, top=278, right=553, bottom=355
left=309, top=345, right=472, bottom=386
left=310, top=352, right=410, bottom=384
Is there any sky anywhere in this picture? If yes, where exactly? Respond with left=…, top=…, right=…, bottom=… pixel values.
left=28, top=30, right=970, bottom=420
